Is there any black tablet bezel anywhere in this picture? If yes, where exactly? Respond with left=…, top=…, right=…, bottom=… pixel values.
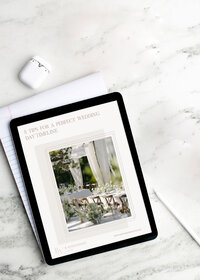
left=10, top=92, right=157, bottom=265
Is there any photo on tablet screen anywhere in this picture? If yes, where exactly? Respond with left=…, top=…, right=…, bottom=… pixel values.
left=49, top=136, right=131, bottom=232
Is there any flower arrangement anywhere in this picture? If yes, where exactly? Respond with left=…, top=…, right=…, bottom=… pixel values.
left=84, top=203, right=103, bottom=224
left=66, top=184, right=79, bottom=193
left=62, top=200, right=76, bottom=222
left=58, top=185, right=67, bottom=195
left=59, top=184, right=79, bottom=196
left=123, top=200, right=131, bottom=216
left=95, top=182, right=124, bottom=194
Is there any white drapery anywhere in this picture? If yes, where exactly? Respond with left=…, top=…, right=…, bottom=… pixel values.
left=69, top=158, right=83, bottom=188
left=69, top=138, right=113, bottom=187
left=94, top=139, right=111, bottom=184
left=84, top=142, right=104, bottom=186
left=104, top=137, right=116, bottom=176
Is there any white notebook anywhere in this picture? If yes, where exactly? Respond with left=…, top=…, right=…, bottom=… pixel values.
left=0, top=73, right=107, bottom=240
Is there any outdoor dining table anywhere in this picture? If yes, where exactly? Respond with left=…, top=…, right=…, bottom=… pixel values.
left=67, top=189, right=94, bottom=209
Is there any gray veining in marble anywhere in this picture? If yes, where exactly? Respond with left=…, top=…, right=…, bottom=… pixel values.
left=1, top=0, right=200, bottom=279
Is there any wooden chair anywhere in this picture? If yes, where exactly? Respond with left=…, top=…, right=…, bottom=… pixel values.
left=71, top=198, right=81, bottom=209
left=119, top=194, right=129, bottom=213
left=90, top=196, right=104, bottom=210
left=103, top=195, right=120, bottom=214
left=70, top=198, right=87, bottom=223
left=78, top=197, right=89, bottom=208
left=90, top=195, right=101, bottom=204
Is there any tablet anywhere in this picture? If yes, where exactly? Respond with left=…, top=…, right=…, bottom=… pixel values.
left=10, top=92, right=157, bottom=265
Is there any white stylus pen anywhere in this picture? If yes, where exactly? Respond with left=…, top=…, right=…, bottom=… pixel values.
left=154, top=188, right=200, bottom=246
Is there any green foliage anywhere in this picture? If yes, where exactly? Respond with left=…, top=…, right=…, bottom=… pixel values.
left=79, top=156, right=96, bottom=184
left=85, top=203, right=103, bottom=224
left=58, top=184, right=79, bottom=194
left=58, top=186, right=67, bottom=195
left=66, top=184, right=79, bottom=193
left=74, top=207, right=86, bottom=223
left=62, top=200, right=86, bottom=223
left=49, top=148, right=74, bottom=171
left=96, top=182, right=124, bottom=194
left=123, top=200, right=131, bottom=216
left=49, top=148, right=76, bottom=187
left=110, top=155, right=122, bottom=184
left=54, top=169, right=74, bottom=187
left=50, top=149, right=97, bottom=188
left=62, top=200, right=76, bottom=222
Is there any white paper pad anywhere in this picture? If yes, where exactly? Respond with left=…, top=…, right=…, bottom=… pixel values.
left=0, top=73, right=107, bottom=239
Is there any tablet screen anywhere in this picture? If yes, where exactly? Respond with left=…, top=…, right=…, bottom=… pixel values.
left=11, top=94, right=156, bottom=263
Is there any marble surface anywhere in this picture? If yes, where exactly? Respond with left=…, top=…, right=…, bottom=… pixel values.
left=1, top=0, right=200, bottom=279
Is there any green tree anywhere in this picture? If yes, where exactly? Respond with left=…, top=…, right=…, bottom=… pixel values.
left=49, top=147, right=77, bottom=187
left=79, top=156, right=96, bottom=184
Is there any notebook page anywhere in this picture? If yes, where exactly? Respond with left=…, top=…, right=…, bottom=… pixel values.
left=1, top=135, right=39, bottom=239
left=0, top=73, right=107, bottom=239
